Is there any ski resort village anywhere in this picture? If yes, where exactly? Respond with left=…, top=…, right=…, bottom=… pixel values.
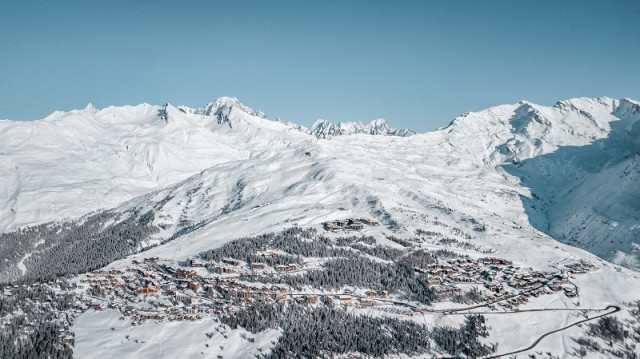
left=76, top=250, right=589, bottom=327
left=2, top=225, right=636, bottom=358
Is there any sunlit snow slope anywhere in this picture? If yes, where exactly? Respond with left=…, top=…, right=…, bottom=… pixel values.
left=440, top=97, right=640, bottom=268
left=0, top=97, right=308, bottom=232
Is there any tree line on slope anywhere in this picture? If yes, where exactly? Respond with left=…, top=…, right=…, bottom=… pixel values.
left=220, top=300, right=431, bottom=358
left=0, top=282, right=78, bottom=359
left=201, top=228, right=358, bottom=266
left=221, top=299, right=496, bottom=358
left=0, top=209, right=159, bottom=283
left=432, top=314, right=496, bottom=359
left=267, top=255, right=436, bottom=304
left=576, top=315, right=638, bottom=358
left=204, top=228, right=484, bottom=305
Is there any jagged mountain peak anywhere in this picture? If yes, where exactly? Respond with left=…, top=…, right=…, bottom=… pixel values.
left=440, top=97, right=640, bottom=168
left=553, top=96, right=617, bottom=109
left=211, top=96, right=243, bottom=107
left=83, top=103, right=98, bottom=113
left=196, top=96, right=268, bottom=120
left=307, top=117, right=414, bottom=139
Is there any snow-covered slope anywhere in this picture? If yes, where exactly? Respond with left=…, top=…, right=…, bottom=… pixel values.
left=439, top=97, right=640, bottom=268
left=501, top=99, right=640, bottom=268
left=0, top=97, right=309, bottom=232
left=2, top=96, right=639, bottom=270
left=0, top=98, right=418, bottom=233
left=442, top=97, right=618, bottom=166
left=306, top=118, right=415, bottom=138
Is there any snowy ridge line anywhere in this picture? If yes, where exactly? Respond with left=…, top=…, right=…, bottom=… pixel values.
left=306, top=118, right=415, bottom=138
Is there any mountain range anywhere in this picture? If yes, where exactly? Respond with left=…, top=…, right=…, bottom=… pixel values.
left=1, top=96, right=638, bottom=269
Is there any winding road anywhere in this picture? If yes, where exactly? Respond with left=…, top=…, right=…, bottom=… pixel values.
left=480, top=305, right=620, bottom=359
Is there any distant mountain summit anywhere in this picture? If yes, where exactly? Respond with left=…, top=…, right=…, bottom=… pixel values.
left=193, top=97, right=269, bottom=127
left=173, top=97, right=415, bottom=137
left=306, top=118, right=415, bottom=138
left=83, top=103, right=98, bottom=113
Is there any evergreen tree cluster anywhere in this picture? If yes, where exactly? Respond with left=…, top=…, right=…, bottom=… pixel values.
left=0, top=282, right=75, bottom=316
left=579, top=314, right=638, bottom=358
left=397, top=249, right=437, bottom=268
left=588, top=316, right=627, bottom=342
left=629, top=300, right=640, bottom=321
left=335, top=235, right=376, bottom=246
left=432, top=314, right=496, bottom=358
left=0, top=222, right=54, bottom=280
left=435, top=237, right=480, bottom=252
left=350, top=243, right=406, bottom=261
left=433, top=249, right=469, bottom=259
left=0, top=282, right=78, bottom=359
left=0, top=209, right=159, bottom=282
left=447, top=287, right=484, bottom=304
left=386, top=235, right=415, bottom=248
left=221, top=301, right=431, bottom=358
left=0, top=320, right=73, bottom=359
left=201, top=228, right=359, bottom=266
left=274, top=256, right=436, bottom=304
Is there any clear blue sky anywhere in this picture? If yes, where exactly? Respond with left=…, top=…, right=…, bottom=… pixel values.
left=1, top=1, right=639, bottom=132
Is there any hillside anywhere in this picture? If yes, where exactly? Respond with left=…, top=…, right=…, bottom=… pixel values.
left=2, top=96, right=639, bottom=270
left=0, top=98, right=309, bottom=232
left=1, top=96, right=639, bottom=358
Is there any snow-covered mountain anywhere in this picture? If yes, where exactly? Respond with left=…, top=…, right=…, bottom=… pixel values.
left=1, top=96, right=639, bottom=269
left=0, top=97, right=308, bottom=232
left=1, top=96, right=640, bottom=358
left=502, top=99, right=640, bottom=268
left=306, top=118, right=415, bottom=138
left=2, top=95, right=640, bottom=267
left=179, top=96, right=269, bottom=126
left=441, top=97, right=640, bottom=268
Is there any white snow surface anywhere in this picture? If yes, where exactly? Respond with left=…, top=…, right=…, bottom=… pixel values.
left=0, top=98, right=308, bottom=232
left=73, top=309, right=280, bottom=359
left=1, top=96, right=639, bottom=267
